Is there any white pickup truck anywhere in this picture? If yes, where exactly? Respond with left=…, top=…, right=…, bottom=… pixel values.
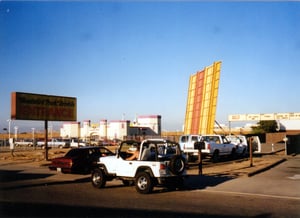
left=179, top=134, right=236, bottom=162
left=15, top=139, right=33, bottom=147
left=37, top=139, right=70, bottom=149
left=70, top=138, right=88, bottom=147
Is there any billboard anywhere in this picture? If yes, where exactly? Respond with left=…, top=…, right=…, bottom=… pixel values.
left=11, top=92, right=77, bottom=121
left=184, top=61, right=221, bottom=134
left=228, top=112, right=300, bottom=121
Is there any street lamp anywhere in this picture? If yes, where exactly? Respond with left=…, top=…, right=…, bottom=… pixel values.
left=49, top=125, right=53, bottom=139
left=283, top=136, right=288, bottom=155
left=31, top=128, right=35, bottom=148
left=7, top=119, right=11, bottom=139
left=14, top=126, right=18, bottom=141
left=31, top=127, right=35, bottom=141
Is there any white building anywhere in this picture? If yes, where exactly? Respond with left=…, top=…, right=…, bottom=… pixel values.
left=107, top=120, right=130, bottom=140
left=60, top=122, right=80, bottom=138
left=133, top=115, right=161, bottom=134
left=60, top=115, right=161, bottom=140
left=279, top=120, right=300, bottom=131
left=99, top=120, right=108, bottom=139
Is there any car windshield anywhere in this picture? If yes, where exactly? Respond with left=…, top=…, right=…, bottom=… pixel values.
left=65, top=149, right=84, bottom=157
left=137, top=140, right=181, bottom=161
left=201, top=136, right=221, bottom=143
left=99, top=147, right=114, bottom=155
left=65, top=147, right=106, bottom=157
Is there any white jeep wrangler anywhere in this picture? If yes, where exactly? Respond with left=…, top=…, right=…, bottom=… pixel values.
left=91, top=139, right=187, bottom=194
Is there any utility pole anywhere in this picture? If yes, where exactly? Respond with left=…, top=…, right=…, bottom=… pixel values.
left=249, top=137, right=253, bottom=167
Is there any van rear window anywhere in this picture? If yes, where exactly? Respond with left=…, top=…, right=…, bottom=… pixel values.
left=180, top=136, right=188, bottom=143
left=191, top=136, right=198, bottom=142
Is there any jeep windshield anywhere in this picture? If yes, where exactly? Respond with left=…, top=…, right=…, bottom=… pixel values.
left=118, top=140, right=141, bottom=160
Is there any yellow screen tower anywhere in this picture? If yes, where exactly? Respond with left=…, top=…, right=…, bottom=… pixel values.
left=184, top=61, right=221, bottom=135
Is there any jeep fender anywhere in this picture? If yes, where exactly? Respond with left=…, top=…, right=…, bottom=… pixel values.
left=93, top=164, right=108, bottom=175
left=135, top=166, right=154, bottom=178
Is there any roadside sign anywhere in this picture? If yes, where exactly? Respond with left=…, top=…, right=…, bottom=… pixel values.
left=229, top=112, right=300, bottom=122
left=11, top=92, right=77, bottom=160
left=11, top=92, right=77, bottom=121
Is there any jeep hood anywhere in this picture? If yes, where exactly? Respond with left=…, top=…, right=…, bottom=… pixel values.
left=98, top=155, right=117, bottom=163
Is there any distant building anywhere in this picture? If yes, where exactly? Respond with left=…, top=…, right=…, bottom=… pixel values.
left=60, top=115, right=161, bottom=140
left=60, top=122, right=80, bottom=138
left=131, top=115, right=161, bottom=134
left=106, top=120, right=131, bottom=140
left=213, top=120, right=300, bottom=135
left=278, top=120, right=300, bottom=131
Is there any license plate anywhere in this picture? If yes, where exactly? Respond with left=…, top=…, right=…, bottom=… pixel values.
left=57, top=168, right=62, bottom=172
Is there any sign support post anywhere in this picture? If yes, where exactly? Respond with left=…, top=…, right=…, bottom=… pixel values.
left=198, top=148, right=202, bottom=175
left=249, top=137, right=253, bottom=167
left=44, top=120, right=48, bottom=160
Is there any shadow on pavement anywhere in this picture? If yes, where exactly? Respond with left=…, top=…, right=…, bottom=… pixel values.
left=0, top=168, right=237, bottom=192
left=0, top=201, right=272, bottom=218
left=0, top=169, right=89, bottom=191
left=0, top=170, right=54, bottom=182
left=183, top=174, right=236, bottom=190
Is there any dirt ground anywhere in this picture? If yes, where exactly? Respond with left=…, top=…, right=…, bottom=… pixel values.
left=0, top=147, right=287, bottom=178
left=0, top=147, right=68, bottom=166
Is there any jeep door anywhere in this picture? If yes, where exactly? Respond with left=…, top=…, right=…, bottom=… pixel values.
left=116, top=158, right=139, bottom=177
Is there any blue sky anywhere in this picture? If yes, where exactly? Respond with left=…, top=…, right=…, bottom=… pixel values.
left=1, top=1, right=300, bottom=133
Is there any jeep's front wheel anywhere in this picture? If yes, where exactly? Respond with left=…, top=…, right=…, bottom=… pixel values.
left=91, top=168, right=106, bottom=188
left=135, top=172, right=153, bottom=194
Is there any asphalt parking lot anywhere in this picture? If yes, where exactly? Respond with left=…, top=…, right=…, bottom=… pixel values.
left=0, top=148, right=299, bottom=218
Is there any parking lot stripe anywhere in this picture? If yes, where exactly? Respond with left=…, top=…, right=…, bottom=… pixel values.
left=197, top=189, right=300, bottom=201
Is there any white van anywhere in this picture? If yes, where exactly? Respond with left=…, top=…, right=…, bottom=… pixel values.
left=179, top=134, right=202, bottom=161
left=179, top=134, right=202, bottom=151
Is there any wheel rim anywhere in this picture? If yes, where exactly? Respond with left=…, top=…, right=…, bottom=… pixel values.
left=93, top=172, right=101, bottom=185
left=174, top=159, right=184, bottom=173
left=169, top=156, right=185, bottom=175
left=137, top=176, right=148, bottom=190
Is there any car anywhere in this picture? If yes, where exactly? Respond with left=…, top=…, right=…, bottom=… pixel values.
left=91, top=139, right=187, bottom=194
left=226, top=135, right=248, bottom=156
left=70, top=138, right=89, bottom=148
left=49, top=146, right=114, bottom=174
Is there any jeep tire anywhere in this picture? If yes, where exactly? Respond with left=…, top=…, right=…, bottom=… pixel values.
left=91, top=168, right=106, bottom=188
left=169, top=155, right=185, bottom=175
left=135, top=172, right=153, bottom=194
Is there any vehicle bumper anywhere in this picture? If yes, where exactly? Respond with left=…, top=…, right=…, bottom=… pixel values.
left=183, top=149, right=211, bottom=156
left=48, top=166, right=71, bottom=173
left=157, top=175, right=186, bottom=186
